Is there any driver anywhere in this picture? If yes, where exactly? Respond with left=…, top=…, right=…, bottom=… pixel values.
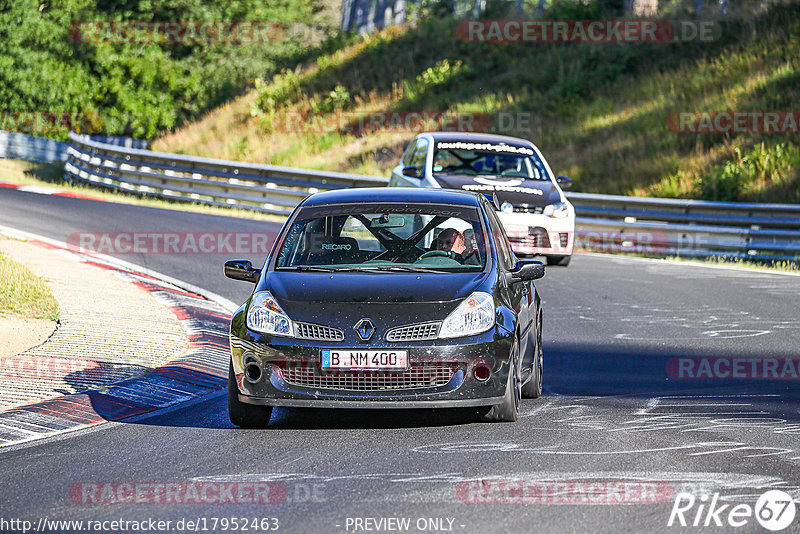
left=434, top=228, right=466, bottom=255
left=496, top=155, right=520, bottom=175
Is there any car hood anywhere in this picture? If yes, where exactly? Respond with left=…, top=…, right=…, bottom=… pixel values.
left=260, top=271, right=491, bottom=327
left=433, top=174, right=561, bottom=207
left=263, top=271, right=488, bottom=304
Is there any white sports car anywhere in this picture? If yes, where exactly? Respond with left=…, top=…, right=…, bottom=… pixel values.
left=389, top=132, right=575, bottom=266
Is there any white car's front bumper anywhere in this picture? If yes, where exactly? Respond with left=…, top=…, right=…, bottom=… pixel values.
left=497, top=209, right=575, bottom=256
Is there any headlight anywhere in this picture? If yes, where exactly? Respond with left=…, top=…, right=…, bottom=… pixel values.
left=500, top=201, right=514, bottom=214
left=543, top=201, right=569, bottom=218
left=439, top=292, right=495, bottom=339
left=246, top=291, right=294, bottom=337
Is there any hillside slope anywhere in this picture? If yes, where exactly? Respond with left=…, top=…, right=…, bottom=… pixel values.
left=154, top=1, right=800, bottom=202
left=0, top=0, right=339, bottom=139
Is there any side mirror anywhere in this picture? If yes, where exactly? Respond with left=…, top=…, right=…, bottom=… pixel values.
left=556, top=175, right=573, bottom=189
left=506, top=260, right=545, bottom=284
left=224, top=260, right=261, bottom=283
left=402, top=166, right=420, bottom=178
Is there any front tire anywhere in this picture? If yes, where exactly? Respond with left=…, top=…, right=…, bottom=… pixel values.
left=548, top=254, right=571, bottom=267
left=521, top=349, right=542, bottom=399
left=228, top=362, right=273, bottom=427
left=485, top=354, right=521, bottom=422
left=522, top=311, right=543, bottom=399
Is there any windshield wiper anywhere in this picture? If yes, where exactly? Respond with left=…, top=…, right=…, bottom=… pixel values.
left=369, top=265, right=446, bottom=273
left=286, top=266, right=351, bottom=272
left=286, top=266, right=401, bottom=273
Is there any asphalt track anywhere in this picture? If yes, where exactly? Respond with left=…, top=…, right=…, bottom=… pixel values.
left=1, top=188, right=799, bottom=533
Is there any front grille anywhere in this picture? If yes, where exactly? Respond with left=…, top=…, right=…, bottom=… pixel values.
left=276, top=362, right=458, bottom=391
left=513, top=205, right=544, bottom=214
left=508, top=227, right=551, bottom=249
left=386, top=322, right=440, bottom=342
left=294, top=322, right=345, bottom=342
left=559, top=232, right=569, bottom=247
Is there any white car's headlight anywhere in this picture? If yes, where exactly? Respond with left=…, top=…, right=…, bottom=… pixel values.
left=246, top=291, right=294, bottom=337
left=500, top=201, right=514, bottom=214
left=439, top=292, right=495, bottom=339
left=543, top=201, right=570, bottom=218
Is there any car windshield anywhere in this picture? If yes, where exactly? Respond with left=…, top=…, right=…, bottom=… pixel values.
left=275, top=202, right=488, bottom=272
left=432, top=142, right=548, bottom=180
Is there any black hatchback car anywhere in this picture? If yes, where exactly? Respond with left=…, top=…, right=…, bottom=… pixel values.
left=224, top=187, right=545, bottom=426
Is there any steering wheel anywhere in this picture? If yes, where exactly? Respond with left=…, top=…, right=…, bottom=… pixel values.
left=419, top=250, right=455, bottom=260
left=390, top=245, right=427, bottom=263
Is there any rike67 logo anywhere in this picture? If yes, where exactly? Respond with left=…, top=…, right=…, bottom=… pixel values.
left=669, top=490, right=797, bottom=531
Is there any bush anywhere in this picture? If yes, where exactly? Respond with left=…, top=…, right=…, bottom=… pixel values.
left=312, top=85, right=351, bottom=113
left=251, top=70, right=304, bottom=116
left=697, top=143, right=799, bottom=201
left=0, top=0, right=334, bottom=139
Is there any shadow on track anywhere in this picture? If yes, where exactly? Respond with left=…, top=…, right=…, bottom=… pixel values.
left=546, top=342, right=800, bottom=400
left=84, top=341, right=800, bottom=430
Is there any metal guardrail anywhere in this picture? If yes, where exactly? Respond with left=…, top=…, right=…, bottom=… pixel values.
left=83, top=135, right=150, bottom=150
left=569, top=193, right=800, bottom=261
left=0, top=130, right=785, bottom=262
left=0, top=131, right=69, bottom=163
left=65, top=133, right=388, bottom=215
left=0, top=131, right=149, bottom=164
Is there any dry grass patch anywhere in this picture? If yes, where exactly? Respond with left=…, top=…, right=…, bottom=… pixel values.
left=0, top=249, right=59, bottom=321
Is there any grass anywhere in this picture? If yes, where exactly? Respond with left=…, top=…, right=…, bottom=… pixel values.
left=153, top=0, right=800, bottom=203
left=662, top=255, right=800, bottom=274
left=0, top=248, right=59, bottom=321
left=0, top=159, right=287, bottom=223
left=579, top=248, right=800, bottom=273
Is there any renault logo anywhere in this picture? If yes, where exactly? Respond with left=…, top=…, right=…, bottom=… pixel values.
left=354, top=318, right=375, bottom=342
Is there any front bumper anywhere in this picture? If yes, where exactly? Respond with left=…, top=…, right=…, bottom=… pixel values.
left=497, top=210, right=575, bottom=256
left=240, top=396, right=503, bottom=409
left=230, top=328, right=512, bottom=408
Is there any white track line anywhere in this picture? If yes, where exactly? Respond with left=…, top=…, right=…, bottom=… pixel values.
left=0, top=223, right=237, bottom=313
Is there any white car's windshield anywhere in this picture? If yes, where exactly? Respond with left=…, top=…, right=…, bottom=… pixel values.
left=432, top=147, right=549, bottom=180
left=275, top=203, right=488, bottom=272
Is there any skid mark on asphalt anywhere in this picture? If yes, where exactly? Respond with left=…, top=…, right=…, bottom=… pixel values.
left=550, top=302, right=800, bottom=341
left=413, top=441, right=791, bottom=457
left=641, top=263, right=777, bottom=280
left=411, top=394, right=800, bottom=461
left=642, top=263, right=800, bottom=296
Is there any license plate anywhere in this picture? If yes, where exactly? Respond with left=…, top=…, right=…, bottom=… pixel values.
left=321, top=350, right=408, bottom=370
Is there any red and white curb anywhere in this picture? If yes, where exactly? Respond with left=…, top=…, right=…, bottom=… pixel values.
left=0, top=226, right=235, bottom=448
left=0, top=181, right=107, bottom=202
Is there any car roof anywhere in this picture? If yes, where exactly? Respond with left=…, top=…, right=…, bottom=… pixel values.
left=420, top=131, right=535, bottom=148
left=300, top=187, right=485, bottom=208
